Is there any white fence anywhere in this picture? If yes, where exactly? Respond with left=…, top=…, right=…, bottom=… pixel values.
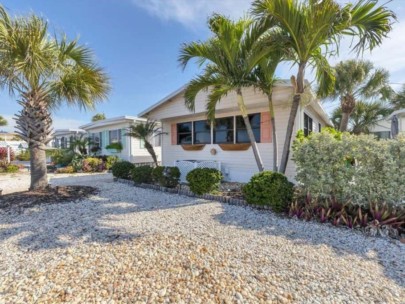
left=174, top=160, right=221, bottom=183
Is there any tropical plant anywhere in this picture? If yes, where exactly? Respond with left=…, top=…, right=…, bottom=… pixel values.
left=0, top=115, right=7, bottom=126
left=0, top=146, right=15, bottom=161
left=179, top=14, right=276, bottom=172
left=105, top=142, right=123, bottom=152
left=91, top=113, right=106, bottom=122
left=252, top=0, right=396, bottom=173
left=325, top=60, right=393, bottom=131
left=105, top=155, right=118, bottom=170
left=186, top=168, right=223, bottom=195
left=69, top=134, right=91, bottom=156
left=152, top=166, right=180, bottom=188
left=331, top=100, right=391, bottom=134
left=126, top=120, right=161, bottom=166
left=0, top=6, right=110, bottom=190
left=391, top=85, right=405, bottom=110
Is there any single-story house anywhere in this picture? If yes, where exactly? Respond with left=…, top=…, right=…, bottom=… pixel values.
left=50, top=129, right=86, bottom=149
left=139, top=80, right=332, bottom=182
left=79, top=116, right=161, bottom=164
left=369, top=109, right=405, bottom=139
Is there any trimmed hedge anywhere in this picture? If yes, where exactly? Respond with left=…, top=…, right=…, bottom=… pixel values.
left=111, top=161, right=135, bottom=179
left=243, top=171, right=294, bottom=213
left=152, top=166, right=180, bottom=188
left=131, top=165, right=153, bottom=184
left=186, top=168, right=223, bottom=195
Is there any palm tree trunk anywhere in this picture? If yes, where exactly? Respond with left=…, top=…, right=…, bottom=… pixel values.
left=236, top=89, right=264, bottom=172
left=144, top=140, right=158, bottom=166
left=339, top=112, right=350, bottom=132
left=14, top=91, right=53, bottom=190
left=30, top=145, right=48, bottom=190
left=267, top=94, right=278, bottom=172
left=279, top=63, right=306, bottom=174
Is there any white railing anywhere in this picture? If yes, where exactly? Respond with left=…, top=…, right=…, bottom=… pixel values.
left=174, top=160, right=221, bottom=183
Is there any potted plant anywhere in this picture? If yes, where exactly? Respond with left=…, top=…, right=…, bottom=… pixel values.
left=105, top=142, right=123, bottom=153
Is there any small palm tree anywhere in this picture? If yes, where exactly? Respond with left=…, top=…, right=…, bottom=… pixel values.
left=252, top=0, right=396, bottom=173
left=0, top=115, right=7, bottom=126
left=331, top=101, right=391, bottom=134
left=327, top=60, right=393, bottom=131
left=126, top=120, right=161, bottom=166
left=179, top=15, right=273, bottom=172
left=0, top=7, right=110, bottom=190
left=91, top=113, right=106, bottom=122
left=69, top=134, right=91, bottom=156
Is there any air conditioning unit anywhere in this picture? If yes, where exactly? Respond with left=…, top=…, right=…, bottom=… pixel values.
left=174, top=160, right=221, bottom=183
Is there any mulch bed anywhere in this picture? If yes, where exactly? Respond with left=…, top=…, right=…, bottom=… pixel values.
left=0, top=186, right=98, bottom=212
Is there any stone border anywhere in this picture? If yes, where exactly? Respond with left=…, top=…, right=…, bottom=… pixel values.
left=114, top=178, right=272, bottom=210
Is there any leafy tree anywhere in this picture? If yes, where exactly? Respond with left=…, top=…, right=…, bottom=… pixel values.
left=179, top=14, right=274, bottom=172
left=391, top=85, right=405, bottom=111
left=331, top=101, right=391, bottom=134
left=126, top=120, right=161, bottom=166
left=252, top=0, right=395, bottom=173
left=91, top=113, right=106, bottom=122
left=0, top=115, right=7, bottom=126
left=327, top=60, right=393, bottom=131
left=0, top=6, right=110, bottom=190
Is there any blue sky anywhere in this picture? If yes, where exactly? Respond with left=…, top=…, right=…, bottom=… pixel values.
left=1, top=0, right=404, bottom=132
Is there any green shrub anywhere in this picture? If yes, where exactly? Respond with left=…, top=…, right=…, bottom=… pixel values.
left=111, top=161, right=135, bottom=179
left=50, top=149, right=74, bottom=166
left=106, top=155, right=119, bottom=170
left=16, top=149, right=30, bottom=161
left=106, top=142, right=123, bottom=152
left=186, top=168, right=223, bottom=195
left=293, top=131, right=405, bottom=206
left=131, top=165, right=153, bottom=184
left=243, top=171, right=294, bottom=213
left=56, top=166, right=75, bottom=174
left=82, top=157, right=104, bottom=172
left=152, top=166, right=180, bottom=188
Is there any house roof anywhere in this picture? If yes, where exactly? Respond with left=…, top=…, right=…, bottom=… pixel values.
left=53, top=129, right=86, bottom=136
left=138, top=80, right=333, bottom=126
left=387, top=109, right=405, bottom=119
left=80, top=116, right=146, bottom=131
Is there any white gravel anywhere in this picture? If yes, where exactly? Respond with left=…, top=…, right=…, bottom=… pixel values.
left=0, top=173, right=404, bottom=303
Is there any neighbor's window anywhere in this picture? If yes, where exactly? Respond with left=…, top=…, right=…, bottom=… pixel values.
left=304, top=113, right=313, bottom=136
left=236, top=113, right=261, bottom=143
left=373, top=131, right=391, bottom=139
left=193, top=120, right=211, bottom=144
left=109, top=129, right=121, bottom=143
left=60, top=137, right=67, bottom=149
left=318, top=123, right=322, bottom=132
left=139, top=138, right=145, bottom=149
left=177, top=122, right=192, bottom=144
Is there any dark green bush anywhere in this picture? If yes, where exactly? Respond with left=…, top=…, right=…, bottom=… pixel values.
left=111, top=161, right=135, bottom=179
left=131, top=165, right=153, bottom=184
left=152, top=166, right=180, bottom=188
left=243, top=171, right=294, bottom=213
left=186, top=168, right=223, bottom=195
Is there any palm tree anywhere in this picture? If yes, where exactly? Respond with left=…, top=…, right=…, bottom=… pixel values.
left=91, top=113, right=106, bottom=122
left=0, top=7, right=110, bottom=190
left=327, top=60, right=393, bottom=131
left=392, top=85, right=405, bottom=110
left=331, top=100, right=391, bottom=134
left=69, top=134, right=91, bottom=156
left=126, top=120, right=161, bottom=166
left=252, top=51, right=283, bottom=171
left=0, top=115, right=7, bottom=126
left=179, top=15, right=275, bottom=172
left=252, top=0, right=395, bottom=173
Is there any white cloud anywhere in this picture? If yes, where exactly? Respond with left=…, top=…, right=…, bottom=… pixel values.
left=0, top=114, right=86, bottom=133
left=132, top=0, right=251, bottom=28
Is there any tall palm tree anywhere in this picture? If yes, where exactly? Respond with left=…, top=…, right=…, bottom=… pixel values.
left=327, top=60, right=393, bottom=131
left=0, top=115, right=7, bottom=126
left=252, top=0, right=395, bottom=173
left=91, top=113, right=106, bottom=122
left=0, top=7, right=110, bottom=190
left=331, top=100, right=391, bottom=134
left=179, top=15, right=274, bottom=172
left=252, top=51, right=283, bottom=172
left=126, top=120, right=161, bottom=166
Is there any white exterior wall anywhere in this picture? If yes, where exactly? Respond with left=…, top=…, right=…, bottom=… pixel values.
left=84, top=122, right=161, bottom=164
left=144, top=86, right=330, bottom=182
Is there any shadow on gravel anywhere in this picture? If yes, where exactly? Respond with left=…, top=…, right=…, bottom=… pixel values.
left=213, top=203, right=405, bottom=288
left=0, top=174, right=208, bottom=251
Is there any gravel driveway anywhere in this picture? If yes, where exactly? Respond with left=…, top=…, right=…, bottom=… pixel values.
left=0, top=173, right=404, bottom=303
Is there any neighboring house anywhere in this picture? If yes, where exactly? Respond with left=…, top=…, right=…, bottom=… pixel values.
left=369, top=109, right=405, bottom=139
left=139, top=81, right=332, bottom=182
left=79, top=116, right=161, bottom=163
left=50, top=129, right=86, bottom=149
